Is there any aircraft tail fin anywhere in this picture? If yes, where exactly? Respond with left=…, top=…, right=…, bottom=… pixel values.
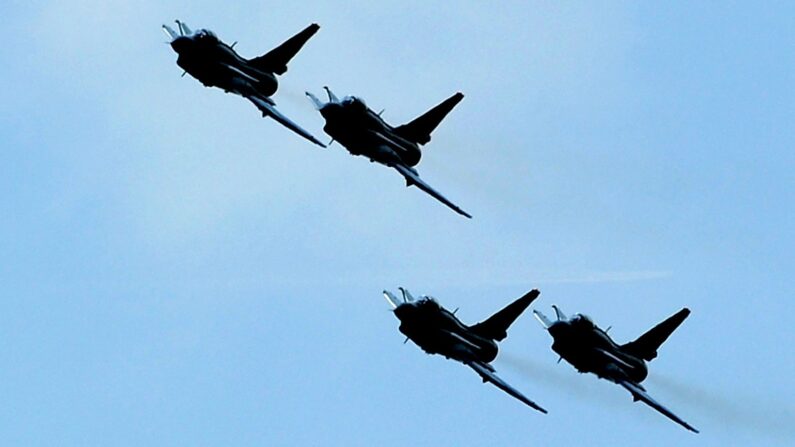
left=249, top=23, right=320, bottom=75
left=395, top=92, right=464, bottom=145
left=622, top=308, right=691, bottom=361
left=470, top=289, right=540, bottom=341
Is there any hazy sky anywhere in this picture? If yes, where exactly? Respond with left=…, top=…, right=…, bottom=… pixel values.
left=1, top=1, right=794, bottom=446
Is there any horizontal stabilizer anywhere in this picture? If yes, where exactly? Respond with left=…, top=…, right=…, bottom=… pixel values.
left=470, top=289, right=540, bottom=341
left=395, top=92, right=463, bottom=145
left=175, top=20, right=192, bottom=36
left=533, top=310, right=554, bottom=329
left=622, top=308, right=690, bottom=361
left=162, top=24, right=179, bottom=40
left=249, top=23, right=320, bottom=75
left=383, top=290, right=400, bottom=309
left=552, top=305, right=567, bottom=321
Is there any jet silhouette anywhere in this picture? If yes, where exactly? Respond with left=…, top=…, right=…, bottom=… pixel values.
left=534, top=305, right=698, bottom=432
left=384, top=287, right=545, bottom=412
left=307, top=88, right=472, bottom=218
left=163, top=20, right=325, bottom=147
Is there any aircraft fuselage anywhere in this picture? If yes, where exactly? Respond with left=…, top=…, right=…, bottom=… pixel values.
left=394, top=299, right=498, bottom=364
left=171, top=34, right=278, bottom=98
left=318, top=100, right=422, bottom=167
left=548, top=319, right=648, bottom=383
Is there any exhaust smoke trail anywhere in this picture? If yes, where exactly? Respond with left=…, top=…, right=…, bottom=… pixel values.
left=275, top=86, right=318, bottom=109
left=649, top=373, right=795, bottom=440
left=497, top=353, right=622, bottom=408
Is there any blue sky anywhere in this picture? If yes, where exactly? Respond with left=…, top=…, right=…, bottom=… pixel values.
left=1, top=1, right=793, bottom=445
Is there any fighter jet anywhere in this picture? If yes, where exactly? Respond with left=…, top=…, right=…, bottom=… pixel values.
left=533, top=305, right=698, bottom=432
left=383, top=287, right=546, bottom=412
left=162, top=20, right=325, bottom=147
left=306, top=88, right=472, bottom=218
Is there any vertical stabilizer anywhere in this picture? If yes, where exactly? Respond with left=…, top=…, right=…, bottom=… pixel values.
left=395, top=92, right=464, bottom=145
left=470, top=289, right=540, bottom=341
left=249, top=23, right=320, bottom=75
left=622, top=308, right=691, bottom=361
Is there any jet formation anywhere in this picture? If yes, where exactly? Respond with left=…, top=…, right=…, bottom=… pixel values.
left=383, top=288, right=545, bottom=412
left=163, top=18, right=699, bottom=434
left=534, top=305, right=698, bottom=432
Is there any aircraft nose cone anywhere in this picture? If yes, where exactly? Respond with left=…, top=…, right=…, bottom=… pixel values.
left=548, top=321, right=568, bottom=337
left=318, top=102, right=340, bottom=119
left=393, top=305, right=407, bottom=318
left=393, top=304, right=414, bottom=321
left=170, top=36, right=191, bottom=53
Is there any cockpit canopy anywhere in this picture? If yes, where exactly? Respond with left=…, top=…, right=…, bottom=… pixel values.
left=392, top=293, right=440, bottom=321
left=341, top=96, right=367, bottom=111
left=415, top=296, right=441, bottom=310
left=195, top=29, right=218, bottom=42
left=571, top=313, right=594, bottom=328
